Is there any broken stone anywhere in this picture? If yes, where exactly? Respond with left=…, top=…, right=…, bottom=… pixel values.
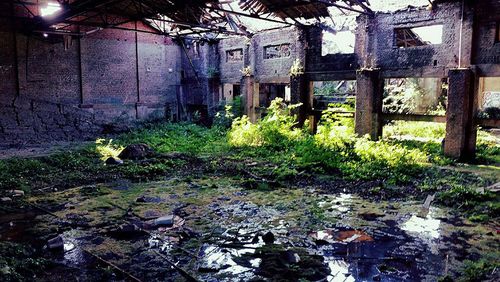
left=1, top=197, right=12, bottom=202
left=108, top=224, right=147, bottom=240
left=262, top=231, right=275, bottom=244
left=135, top=195, right=162, bottom=203
left=336, top=230, right=374, bottom=243
left=47, top=235, right=64, bottom=251
left=154, top=215, right=174, bottom=227
left=418, top=194, right=435, bottom=218
left=143, top=210, right=162, bottom=219
left=8, top=190, right=24, bottom=197
left=118, top=143, right=155, bottom=160
left=105, top=157, right=123, bottom=165
left=283, top=250, right=301, bottom=264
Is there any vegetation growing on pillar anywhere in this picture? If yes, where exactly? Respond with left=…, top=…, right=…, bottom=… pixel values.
left=240, top=66, right=252, bottom=76
left=289, top=59, right=304, bottom=76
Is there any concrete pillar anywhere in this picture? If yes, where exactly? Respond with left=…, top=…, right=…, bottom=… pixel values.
left=290, top=74, right=312, bottom=126
left=355, top=69, right=384, bottom=140
left=241, top=75, right=259, bottom=122
left=444, top=68, right=477, bottom=161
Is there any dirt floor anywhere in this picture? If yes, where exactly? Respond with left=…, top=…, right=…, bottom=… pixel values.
left=0, top=141, right=93, bottom=160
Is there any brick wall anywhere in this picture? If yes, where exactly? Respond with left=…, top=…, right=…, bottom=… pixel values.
left=472, top=0, right=500, bottom=75
left=359, top=2, right=467, bottom=78
left=0, top=21, right=181, bottom=145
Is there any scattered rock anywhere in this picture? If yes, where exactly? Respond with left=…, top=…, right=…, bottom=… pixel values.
left=262, top=231, right=275, bottom=244
left=136, top=195, right=163, bottom=203
left=8, top=190, right=24, bottom=197
left=154, top=215, right=174, bottom=227
left=283, top=250, right=300, bottom=264
left=108, top=224, right=147, bottom=240
left=105, top=157, right=123, bottom=165
left=417, top=194, right=435, bottom=218
left=336, top=230, right=373, bottom=243
left=118, top=143, right=155, bottom=160
left=47, top=236, right=64, bottom=251
left=143, top=210, right=162, bottom=219
left=1, top=197, right=12, bottom=202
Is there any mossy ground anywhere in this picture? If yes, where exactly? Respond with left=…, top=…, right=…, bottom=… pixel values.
left=0, top=110, right=498, bottom=281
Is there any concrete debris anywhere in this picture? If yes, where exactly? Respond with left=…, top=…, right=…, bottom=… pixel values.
left=105, top=157, right=124, bottom=165
left=262, top=231, right=275, bottom=244
left=154, top=215, right=174, bottom=227
left=7, top=190, right=25, bottom=197
left=1, top=197, right=12, bottom=202
left=47, top=235, right=64, bottom=251
left=417, top=194, right=435, bottom=218
left=283, top=250, right=301, bottom=264
left=118, top=143, right=156, bottom=160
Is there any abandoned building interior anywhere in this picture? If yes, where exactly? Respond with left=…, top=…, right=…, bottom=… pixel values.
left=0, top=0, right=499, bottom=281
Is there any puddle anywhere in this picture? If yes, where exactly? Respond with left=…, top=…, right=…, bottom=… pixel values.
left=400, top=208, right=441, bottom=240
left=319, top=193, right=353, bottom=213
left=1, top=181, right=496, bottom=281
left=326, top=259, right=355, bottom=282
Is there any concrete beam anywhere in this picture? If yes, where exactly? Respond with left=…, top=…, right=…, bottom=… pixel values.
left=241, top=75, right=259, bottom=122
left=290, top=74, right=312, bottom=126
left=355, top=69, right=383, bottom=140
left=444, top=68, right=477, bottom=161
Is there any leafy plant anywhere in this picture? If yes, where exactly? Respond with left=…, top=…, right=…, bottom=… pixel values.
left=95, top=138, right=124, bottom=160
left=240, top=66, right=252, bottom=76
left=289, top=59, right=304, bottom=76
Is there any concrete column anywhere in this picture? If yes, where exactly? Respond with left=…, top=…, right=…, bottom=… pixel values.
left=444, top=68, right=477, bottom=161
left=241, top=75, right=259, bottom=122
left=290, top=74, right=312, bottom=126
left=355, top=69, right=384, bottom=140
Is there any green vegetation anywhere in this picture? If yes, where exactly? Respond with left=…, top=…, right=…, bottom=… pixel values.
left=229, top=99, right=427, bottom=183
left=0, top=242, right=48, bottom=282
left=0, top=99, right=498, bottom=223
left=458, top=256, right=500, bottom=282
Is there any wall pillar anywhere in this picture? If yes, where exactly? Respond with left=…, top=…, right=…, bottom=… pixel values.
left=241, top=75, right=259, bottom=122
left=290, top=74, right=312, bottom=126
left=355, top=69, right=383, bottom=140
left=444, top=68, right=477, bottom=161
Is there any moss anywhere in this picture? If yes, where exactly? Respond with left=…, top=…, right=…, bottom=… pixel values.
left=0, top=242, right=49, bottom=282
left=458, top=256, right=500, bottom=282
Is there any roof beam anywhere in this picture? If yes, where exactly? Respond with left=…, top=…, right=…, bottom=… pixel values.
left=315, top=0, right=373, bottom=15
left=205, top=5, right=293, bottom=26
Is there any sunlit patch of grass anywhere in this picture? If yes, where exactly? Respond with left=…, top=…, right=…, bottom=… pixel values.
left=384, top=121, right=445, bottom=140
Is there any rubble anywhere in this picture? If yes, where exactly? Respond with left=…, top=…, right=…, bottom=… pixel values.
left=118, top=144, right=156, bottom=160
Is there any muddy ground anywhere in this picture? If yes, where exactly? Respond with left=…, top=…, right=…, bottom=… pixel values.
left=1, top=154, right=498, bottom=282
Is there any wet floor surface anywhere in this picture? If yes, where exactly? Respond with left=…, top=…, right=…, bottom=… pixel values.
left=1, top=176, right=498, bottom=281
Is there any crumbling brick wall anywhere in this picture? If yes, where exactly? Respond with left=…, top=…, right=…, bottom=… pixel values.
left=0, top=20, right=181, bottom=146
left=180, top=40, right=220, bottom=117
left=305, top=26, right=358, bottom=81
left=218, top=26, right=305, bottom=84
left=357, top=1, right=467, bottom=77
left=472, top=0, right=500, bottom=75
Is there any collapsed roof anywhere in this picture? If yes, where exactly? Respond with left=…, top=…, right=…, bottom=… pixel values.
left=4, top=0, right=443, bottom=40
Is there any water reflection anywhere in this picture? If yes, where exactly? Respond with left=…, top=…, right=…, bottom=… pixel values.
left=400, top=208, right=441, bottom=239
left=326, top=259, right=355, bottom=282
